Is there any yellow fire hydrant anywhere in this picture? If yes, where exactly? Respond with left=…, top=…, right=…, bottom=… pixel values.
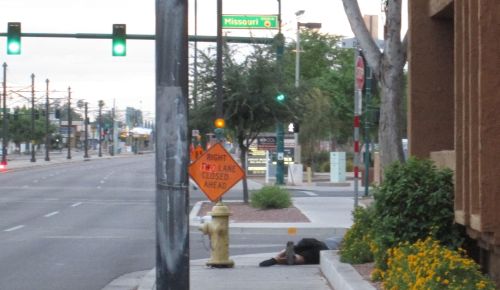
left=199, top=201, right=234, bottom=268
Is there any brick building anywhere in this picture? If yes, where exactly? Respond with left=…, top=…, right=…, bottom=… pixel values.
left=408, top=0, right=500, bottom=283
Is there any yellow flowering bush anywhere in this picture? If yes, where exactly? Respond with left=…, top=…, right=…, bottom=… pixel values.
left=339, top=206, right=374, bottom=264
left=383, top=237, right=496, bottom=290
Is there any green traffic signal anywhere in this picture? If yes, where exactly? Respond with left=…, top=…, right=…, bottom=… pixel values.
left=7, top=22, right=21, bottom=55
left=112, top=24, right=126, bottom=57
left=275, top=93, right=286, bottom=103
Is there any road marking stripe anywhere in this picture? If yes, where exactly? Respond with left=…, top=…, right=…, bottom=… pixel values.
left=44, top=211, right=59, bottom=218
left=301, top=191, right=318, bottom=196
left=4, top=225, right=25, bottom=232
left=71, top=202, right=82, bottom=207
left=229, top=244, right=283, bottom=249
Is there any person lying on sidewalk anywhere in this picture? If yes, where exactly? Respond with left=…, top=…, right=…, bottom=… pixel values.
left=259, top=238, right=329, bottom=267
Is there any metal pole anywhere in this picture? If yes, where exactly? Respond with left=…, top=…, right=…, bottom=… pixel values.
left=193, top=0, right=198, bottom=109
left=2, top=63, right=7, bottom=165
left=275, top=0, right=285, bottom=185
left=30, top=73, right=36, bottom=163
left=294, top=22, right=301, bottom=164
left=84, top=102, right=89, bottom=159
left=98, top=100, right=102, bottom=157
left=353, top=51, right=363, bottom=207
left=45, top=79, right=50, bottom=161
left=156, top=0, right=190, bottom=289
left=295, top=23, right=300, bottom=88
left=216, top=0, right=223, bottom=119
left=110, top=104, right=115, bottom=156
left=364, top=57, right=372, bottom=196
left=67, top=87, right=72, bottom=159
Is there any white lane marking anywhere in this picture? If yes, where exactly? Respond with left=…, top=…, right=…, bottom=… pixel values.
left=44, top=211, right=59, bottom=218
left=4, top=225, right=25, bottom=232
left=33, top=180, right=39, bottom=183
left=229, top=244, right=283, bottom=249
left=97, top=186, right=101, bottom=189
left=43, top=235, right=127, bottom=240
left=71, top=202, right=83, bottom=207
left=100, top=180, right=105, bottom=184
left=301, top=191, right=318, bottom=197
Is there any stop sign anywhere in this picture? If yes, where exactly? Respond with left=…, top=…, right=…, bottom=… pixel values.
left=355, top=56, right=365, bottom=90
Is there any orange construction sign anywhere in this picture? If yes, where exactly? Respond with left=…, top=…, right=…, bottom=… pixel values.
left=188, top=143, right=245, bottom=202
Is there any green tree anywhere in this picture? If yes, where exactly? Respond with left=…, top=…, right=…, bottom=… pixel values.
left=190, top=43, right=297, bottom=203
left=281, top=31, right=359, bottom=161
left=343, top=0, right=407, bottom=170
left=1, top=107, right=57, bottom=149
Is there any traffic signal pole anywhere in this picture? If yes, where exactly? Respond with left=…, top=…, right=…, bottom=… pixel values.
left=275, top=0, right=285, bottom=185
left=156, top=0, right=190, bottom=289
left=0, top=32, right=273, bottom=44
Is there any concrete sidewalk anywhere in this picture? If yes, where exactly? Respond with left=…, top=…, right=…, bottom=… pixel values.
left=130, top=177, right=376, bottom=290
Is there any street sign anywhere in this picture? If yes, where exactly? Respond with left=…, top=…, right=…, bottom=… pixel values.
left=222, top=15, right=279, bottom=29
left=356, top=55, right=365, bottom=90
left=188, top=143, right=245, bottom=202
left=257, top=136, right=277, bottom=150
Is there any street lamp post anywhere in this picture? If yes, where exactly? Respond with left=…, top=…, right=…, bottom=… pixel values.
left=294, top=11, right=321, bottom=165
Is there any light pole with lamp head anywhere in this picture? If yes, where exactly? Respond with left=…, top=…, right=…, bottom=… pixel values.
left=294, top=12, right=321, bottom=165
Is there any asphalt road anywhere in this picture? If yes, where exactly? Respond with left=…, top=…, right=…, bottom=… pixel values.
left=0, top=154, right=342, bottom=290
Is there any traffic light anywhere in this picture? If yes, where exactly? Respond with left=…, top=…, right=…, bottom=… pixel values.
left=7, top=22, right=21, bottom=55
left=55, top=109, right=61, bottom=119
left=112, top=24, right=126, bottom=56
left=275, top=92, right=286, bottom=103
left=214, top=118, right=225, bottom=129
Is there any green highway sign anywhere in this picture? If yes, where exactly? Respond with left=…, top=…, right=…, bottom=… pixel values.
left=222, top=15, right=278, bottom=29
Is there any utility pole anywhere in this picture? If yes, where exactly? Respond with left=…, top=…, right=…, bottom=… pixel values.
left=2, top=63, right=7, bottom=166
left=30, top=73, right=36, bottom=163
left=67, top=87, right=72, bottom=160
left=156, top=0, right=190, bottom=289
left=84, top=102, right=89, bottom=159
left=98, top=100, right=103, bottom=157
left=45, top=79, right=50, bottom=161
left=110, top=100, right=115, bottom=156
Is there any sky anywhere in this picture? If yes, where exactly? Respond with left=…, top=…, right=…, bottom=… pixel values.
left=1, top=0, right=407, bottom=123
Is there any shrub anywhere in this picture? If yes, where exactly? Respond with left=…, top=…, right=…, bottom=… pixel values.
left=250, top=186, right=292, bottom=209
left=383, top=238, right=496, bottom=290
left=371, top=157, right=463, bottom=269
left=339, top=206, right=375, bottom=264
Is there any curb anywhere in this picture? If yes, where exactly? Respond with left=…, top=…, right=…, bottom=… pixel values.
left=320, top=250, right=375, bottom=290
left=102, top=270, right=150, bottom=290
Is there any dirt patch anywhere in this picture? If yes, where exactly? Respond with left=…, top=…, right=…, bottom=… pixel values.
left=197, top=202, right=310, bottom=223
left=351, top=262, right=383, bottom=290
